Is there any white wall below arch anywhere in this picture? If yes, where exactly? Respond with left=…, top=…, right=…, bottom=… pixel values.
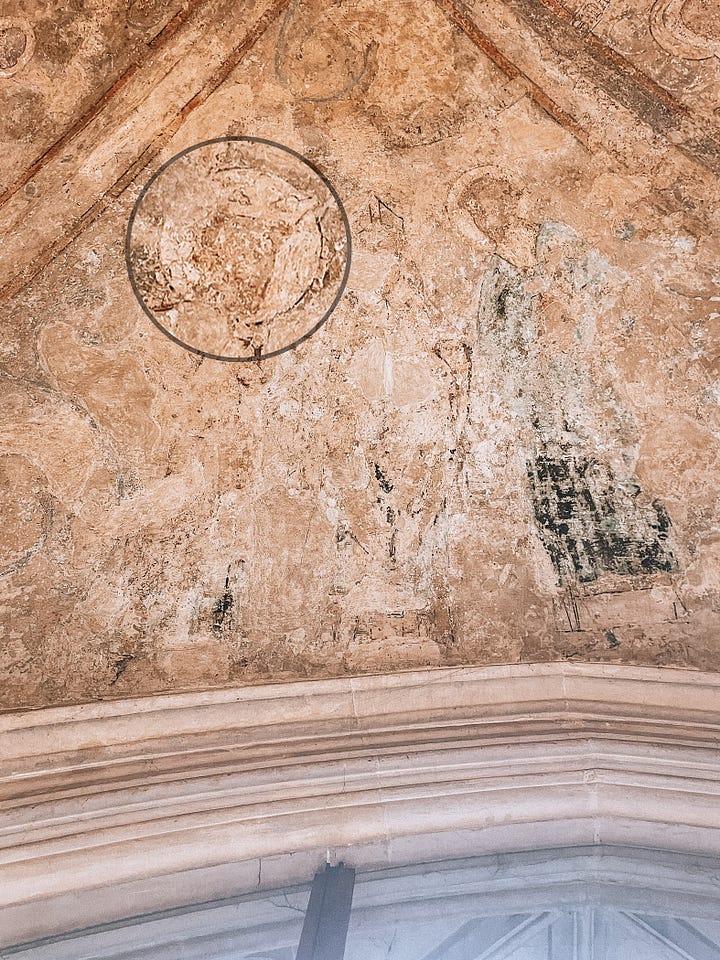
left=2, top=662, right=720, bottom=947
left=7, top=846, right=720, bottom=959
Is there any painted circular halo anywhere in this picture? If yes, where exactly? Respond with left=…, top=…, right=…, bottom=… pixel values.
left=0, top=18, right=35, bottom=78
left=125, top=137, right=351, bottom=361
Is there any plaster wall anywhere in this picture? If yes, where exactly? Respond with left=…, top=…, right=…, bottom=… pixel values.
left=1, top=0, right=719, bottom=707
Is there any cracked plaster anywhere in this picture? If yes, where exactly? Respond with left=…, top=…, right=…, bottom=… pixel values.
left=1, top=0, right=719, bottom=707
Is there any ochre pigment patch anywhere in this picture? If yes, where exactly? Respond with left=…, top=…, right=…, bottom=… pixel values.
left=0, top=0, right=719, bottom=706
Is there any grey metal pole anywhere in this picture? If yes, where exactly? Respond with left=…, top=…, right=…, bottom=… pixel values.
left=295, top=863, right=356, bottom=960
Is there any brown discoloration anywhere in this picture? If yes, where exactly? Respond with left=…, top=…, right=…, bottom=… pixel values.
left=0, top=0, right=206, bottom=210
left=1, top=0, right=720, bottom=709
left=127, top=138, right=349, bottom=359
left=498, top=0, right=720, bottom=175
left=0, top=0, right=292, bottom=304
left=0, top=67, right=138, bottom=209
left=432, top=0, right=589, bottom=143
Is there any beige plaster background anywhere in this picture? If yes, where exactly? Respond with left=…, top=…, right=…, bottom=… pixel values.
left=0, top=0, right=719, bottom=707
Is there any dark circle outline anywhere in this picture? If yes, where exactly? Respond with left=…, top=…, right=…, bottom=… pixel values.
left=125, top=136, right=352, bottom=362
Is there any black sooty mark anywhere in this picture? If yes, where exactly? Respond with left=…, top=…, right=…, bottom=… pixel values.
left=527, top=445, right=676, bottom=584
left=110, top=653, right=135, bottom=685
left=213, top=572, right=234, bottom=632
left=374, top=463, right=394, bottom=494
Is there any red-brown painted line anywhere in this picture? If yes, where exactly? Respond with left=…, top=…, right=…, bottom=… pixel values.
left=147, top=1, right=202, bottom=50
left=434, top=0, right=720, bottom=178
left=536, top=0, right=688, bottom=118
left=507, top=0, right=720, bottom=175
left=0, top=66, right=138, bottom=209
left=431, top=0, right=522, bottom=81
left=0, top=0, right=292, bottom=305
left=114, top=0, right=294, bottom=195
left=0, top=0, right=207, bottom=210
left=431, top=0, right=588, bottom=144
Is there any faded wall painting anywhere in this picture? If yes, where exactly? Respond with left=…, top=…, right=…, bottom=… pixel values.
left=1, top=0, right=719, bottom=706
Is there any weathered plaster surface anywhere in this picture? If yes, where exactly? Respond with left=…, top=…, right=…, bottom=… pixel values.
left=0, top=0, right=719, bottom=707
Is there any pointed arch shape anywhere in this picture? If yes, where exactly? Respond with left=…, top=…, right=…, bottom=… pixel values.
left=2, top=662, right=720, bottom=946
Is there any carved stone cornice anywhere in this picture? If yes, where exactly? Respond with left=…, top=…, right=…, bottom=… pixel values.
left=2, top=663, right=720, bottom=945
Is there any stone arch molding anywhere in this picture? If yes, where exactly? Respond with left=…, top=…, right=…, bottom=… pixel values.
left=650, top=0, right=720, bottom=60
left=2, top=663, right=720, bottom=948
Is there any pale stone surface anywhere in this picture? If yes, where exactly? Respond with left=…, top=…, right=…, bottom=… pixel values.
left=0, top=0, right=719, bottom=707
left=3, top=664, right=720, bottom=943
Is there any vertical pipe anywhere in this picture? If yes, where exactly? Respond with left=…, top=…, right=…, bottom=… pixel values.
left=295, top=863, right=356, bottom=960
